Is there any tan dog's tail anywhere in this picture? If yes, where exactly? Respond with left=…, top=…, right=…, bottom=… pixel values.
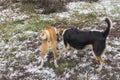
left=44, top=30, right=50, bottom=41
left=44, top=26, right=56, bottom=41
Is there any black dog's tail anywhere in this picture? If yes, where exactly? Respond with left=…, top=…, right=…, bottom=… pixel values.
left=103, top=17, right=112, bottom=38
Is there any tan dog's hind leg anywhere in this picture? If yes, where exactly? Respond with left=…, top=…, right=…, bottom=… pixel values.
left=39, top=41, right=48, bottom=68
left=51, top=42, right=58, bottom=68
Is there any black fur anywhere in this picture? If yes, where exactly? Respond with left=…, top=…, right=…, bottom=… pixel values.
left=63, top=18, right=112, bottom=57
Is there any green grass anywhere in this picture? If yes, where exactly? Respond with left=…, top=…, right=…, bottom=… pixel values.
left=4, top=52, right=15, bottom=59
left=54, top=2, right=111, bottom=28
left=23, top=16, right=53, bottom=31
left=54, top=59, right=77, bottom=75
left=41, top=57, right=77, bottom=75
left=54, top=12, right=98, bottom=28
left=17, top=34, right=28, bottom=41
left=0, top=16, right=53, bottom=41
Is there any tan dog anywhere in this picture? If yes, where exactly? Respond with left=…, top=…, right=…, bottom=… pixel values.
left=39, top=26, right=59, bottom=68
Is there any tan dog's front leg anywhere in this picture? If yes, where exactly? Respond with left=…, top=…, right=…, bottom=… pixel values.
left=52, top=43, right=58, bottom=68
left=39, top=58, right=44, bottom=68
left=39, top=41, right=48, bottom=69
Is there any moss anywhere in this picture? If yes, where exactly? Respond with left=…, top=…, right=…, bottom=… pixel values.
left=0, top=20, right=23, bottom=40
left=42, top=58, right=77, bottom=75
left=11, top=47, right=17, bottom=52
left=23, top=16, right=53, bottom=32
left=17, top=34, right=28, bottom=41
left=28, top=53, right=35, bottom=61
left=4, top=52, right=14, bottom=59
left=54, top=59, right=77, bottom=75
left=54, top=62, right=67, bottom=75
left=54, top=12, right=99, bottom=28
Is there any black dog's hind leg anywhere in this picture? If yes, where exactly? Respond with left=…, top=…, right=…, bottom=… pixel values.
left=93, top=41, right=106, bottom=72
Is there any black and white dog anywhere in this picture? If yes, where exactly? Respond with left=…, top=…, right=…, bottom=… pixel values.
left=60, top=17, right=112, bottom=72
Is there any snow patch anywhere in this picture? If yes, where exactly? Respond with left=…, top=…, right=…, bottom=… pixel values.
left=0, top=8, right=29, bottom=22
left=56, top=0, right=120, bottom=19
left=113, top=53, right=120, bottom=60
left=24, top=64, right=56, bottom=78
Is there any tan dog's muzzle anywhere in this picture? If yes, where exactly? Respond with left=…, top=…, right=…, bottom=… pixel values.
left=56, top=27, right=64, bottom=41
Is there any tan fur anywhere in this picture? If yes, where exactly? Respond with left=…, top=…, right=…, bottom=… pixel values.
left=39, top=26, right=58, bottom=68
left=56, top=27, right=64, bottom=40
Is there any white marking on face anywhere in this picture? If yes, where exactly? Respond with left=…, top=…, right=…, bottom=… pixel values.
left=62, top=28, right=70, bottom=36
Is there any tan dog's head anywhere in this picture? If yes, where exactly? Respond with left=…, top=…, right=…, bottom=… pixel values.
left=56, top=27, right=64, bottom=41
left=39, top=30, right=47, bottom=40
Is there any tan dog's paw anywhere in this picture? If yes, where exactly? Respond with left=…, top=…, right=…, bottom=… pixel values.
left=55, top=64, right=58, bottom=68
left=38, top=65, right=43, bottom=69
left=38, top=59, right=44, bottom=69
left=57, top=55, right=61, bottom=60
left=54, top=60, right=58, bottom=68
left=96, top=67, right=102, bottom=72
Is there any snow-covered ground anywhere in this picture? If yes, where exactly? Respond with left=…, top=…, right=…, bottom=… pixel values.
left=0, top=0, right=120, bottom=80
left=0, top=7, right=30, bottom=22
left=0, top=0, right=120, bottom=23
left=56, top=0, right=120, bottom=19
